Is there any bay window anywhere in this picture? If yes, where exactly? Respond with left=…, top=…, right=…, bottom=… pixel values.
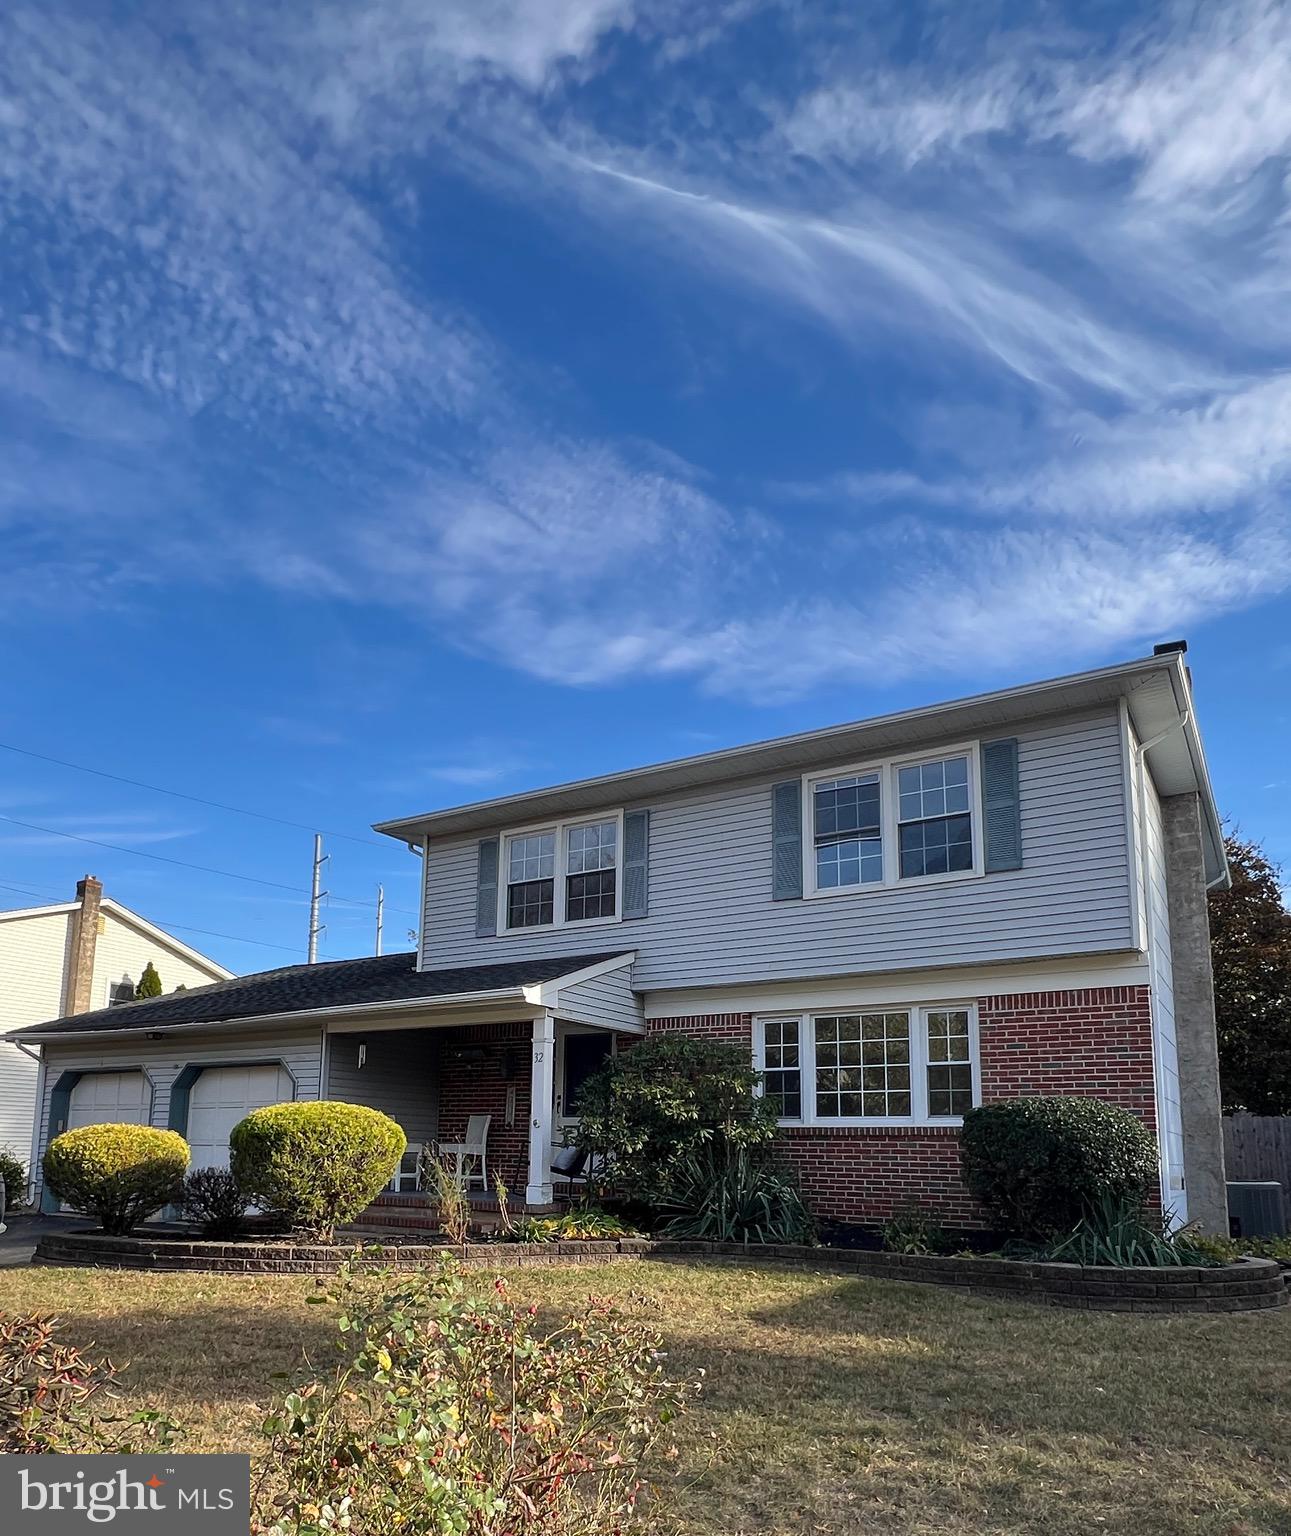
left=502, top=814, right=621, bottom=930
left=755, top=1004, right=979, bottom=1124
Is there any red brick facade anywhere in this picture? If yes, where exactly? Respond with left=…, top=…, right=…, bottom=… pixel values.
left=648, top=985, right=1156, bottom=1227
left=434, top=1022, right=532, bottom=1195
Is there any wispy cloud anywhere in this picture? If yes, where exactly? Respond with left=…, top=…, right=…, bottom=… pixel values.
left=1, top=0, right=1289, bottom=707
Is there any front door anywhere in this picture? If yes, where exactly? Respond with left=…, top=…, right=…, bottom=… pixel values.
left=554, top=1029, right=614, bottom=1139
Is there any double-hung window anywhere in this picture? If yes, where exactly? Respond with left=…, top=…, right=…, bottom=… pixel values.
left=813, top=773, right=882, bottom=889
left=502, top=815, right=621, bottom=930
left=805, top=745, right=979, bottom=894
left=896, top=754, right=973, bottom=879
left=755, top=1005, right=978, bottom=1125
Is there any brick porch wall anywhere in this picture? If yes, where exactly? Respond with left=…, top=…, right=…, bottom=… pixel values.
left=435, top=1022, right=532, bottom=1196
left=648, top=985, right=1156, bottom=1227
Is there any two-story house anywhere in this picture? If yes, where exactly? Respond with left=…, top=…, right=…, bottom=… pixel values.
left=9, top=649, right=1230, bottom=1230
left=0, top=875, right=232, bottom=1175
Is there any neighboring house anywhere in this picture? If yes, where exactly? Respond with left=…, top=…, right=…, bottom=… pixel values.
left=9, top=648, right=1231, bottom=1230
left=0, top=876, right=232, bottom=1175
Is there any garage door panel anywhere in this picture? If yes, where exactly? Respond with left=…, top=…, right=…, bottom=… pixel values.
left=186, top=1064, right=292, bottom=1170
left=68, top=1071, right=149, bottom=1129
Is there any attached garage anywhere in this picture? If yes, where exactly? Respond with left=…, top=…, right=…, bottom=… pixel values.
left=181, top=1063, right=294, bottom=1170
left=67, top=1070, right=150, bottom=1129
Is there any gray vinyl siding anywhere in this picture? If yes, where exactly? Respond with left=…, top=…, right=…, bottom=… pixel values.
left=421, top=709, right=1136, bottom=990
left=557, top=967, right=643, bottom=1033
left=324, top=1030, right=441, bottom=1144
left=32, top=1027, right=324, bottom=1185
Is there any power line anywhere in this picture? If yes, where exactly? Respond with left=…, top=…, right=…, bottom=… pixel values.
left=0, top=813, right=417, bottom=914
left=0, top=878, right=300, bottom=956
left=0, top=740, right=386, bottom=847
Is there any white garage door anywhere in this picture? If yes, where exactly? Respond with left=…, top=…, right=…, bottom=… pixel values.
left=68, top=1071, right=149, bottom=1129
left=186, top=1065, right=292, bottom=1170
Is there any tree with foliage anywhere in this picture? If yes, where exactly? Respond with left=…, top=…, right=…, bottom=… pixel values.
left=133, top=962, right=163, bottom=999
left=1210, top=834, right=1291, bottom=1113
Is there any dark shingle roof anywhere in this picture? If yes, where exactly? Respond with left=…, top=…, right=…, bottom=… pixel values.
left=10, top=951, right=632, bottom=1038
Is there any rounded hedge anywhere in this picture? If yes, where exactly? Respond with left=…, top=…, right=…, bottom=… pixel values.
left=229, top=1101, right=406, bottom=1240
left=959, top=1096, right=1159, bottom=1238
left=43, top=1124, right=190, bottom=1235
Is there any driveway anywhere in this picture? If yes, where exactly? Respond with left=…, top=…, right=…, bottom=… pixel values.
left=0, top=1213, right=91, bottom=1266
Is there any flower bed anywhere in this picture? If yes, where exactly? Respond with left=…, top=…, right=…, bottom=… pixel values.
left=31, top=1230, right=1287, bottom=1313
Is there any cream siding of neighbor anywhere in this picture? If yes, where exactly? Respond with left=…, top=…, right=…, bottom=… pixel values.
left=0, top=908, right=74, bottom=1156
left=32, top=1026, right=325, bottom=1189
left=421, top=708, right=1137, bottom=990
left=91, top=907, right=229, bottom=1012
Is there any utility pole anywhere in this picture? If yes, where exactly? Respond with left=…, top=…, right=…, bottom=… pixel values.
left=308, top=834, right=329, bottom=963
left=375, top=884, right=384, bottom=956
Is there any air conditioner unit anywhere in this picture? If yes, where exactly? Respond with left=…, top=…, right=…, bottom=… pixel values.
left=1227, top=1181, right=1286, bottom=1239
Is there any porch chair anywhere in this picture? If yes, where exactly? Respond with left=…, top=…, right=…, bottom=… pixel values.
left=439, top=1115, right=491, bottom=1191
left=387, top=1142, right=423, bottom=1194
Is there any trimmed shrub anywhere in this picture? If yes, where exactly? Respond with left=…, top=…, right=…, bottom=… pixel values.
left=0, top=1146, right=28, bottom=1212
left=960, top=1095, right=1159, bottom=1238
left=42, top=1124, right=189, bottom=1235
left=181, top=1166, right=251, bottom=1239
left=229, top=1101, right=405, bottom=1241
left=573, top=1034, right=779, bottom=1204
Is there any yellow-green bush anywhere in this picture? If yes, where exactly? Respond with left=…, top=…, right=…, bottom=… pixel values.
left=229, top=1101, right=405, bottom=1241
left=42, top=1124, right=189, bottom=1235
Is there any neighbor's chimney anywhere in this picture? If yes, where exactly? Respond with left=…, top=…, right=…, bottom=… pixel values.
left=66, top=874, right=103, bottom=1015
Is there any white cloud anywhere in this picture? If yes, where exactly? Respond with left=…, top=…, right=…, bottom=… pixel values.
left=2, top=0, right=1290, bottom=712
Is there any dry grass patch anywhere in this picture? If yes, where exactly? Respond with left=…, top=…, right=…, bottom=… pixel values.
left=2, top=1261, right=1289, bottom=1535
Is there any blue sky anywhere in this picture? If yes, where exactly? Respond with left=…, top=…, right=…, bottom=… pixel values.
left=1, top=0, right=1289, bottom=974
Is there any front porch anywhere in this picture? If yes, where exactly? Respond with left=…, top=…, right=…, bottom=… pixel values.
left=320, top=952, right=640, bottom=1218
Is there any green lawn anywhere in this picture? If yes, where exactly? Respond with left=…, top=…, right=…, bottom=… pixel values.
left=3, top=1260, right=1289, bottom=1535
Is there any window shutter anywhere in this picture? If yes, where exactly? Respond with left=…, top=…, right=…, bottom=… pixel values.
left=982, top=738, right=1022, bottom=872
left=771, top=780, right=804, bottom=900
left=475, top=837, right=500, bottom=937
left=622, top=809, right=650, bottom=919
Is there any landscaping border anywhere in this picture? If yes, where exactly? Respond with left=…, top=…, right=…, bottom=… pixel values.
left=32, top=1230, right=1287, bottom=1314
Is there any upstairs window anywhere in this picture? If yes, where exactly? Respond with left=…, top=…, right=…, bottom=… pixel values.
left=813, top=773, right=882, bottom=889
left=506, top=831, right=555, bottom=928
left=501, top=814, right=622, bottom=930
left=566, top=819, right=617, bottom=921
left=804, top=745, right=979, bottom=895
left=897, top=755, right=973, bottom=879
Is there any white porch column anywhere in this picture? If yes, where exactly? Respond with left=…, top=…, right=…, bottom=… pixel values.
left=525, top=1011, right=556, bottom=1206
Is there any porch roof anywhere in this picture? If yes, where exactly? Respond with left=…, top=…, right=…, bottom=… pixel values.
left=8, top=950, right=637, bottom=1042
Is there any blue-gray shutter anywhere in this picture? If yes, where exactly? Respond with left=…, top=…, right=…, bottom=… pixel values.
left=475, top=837, right=499, bottom=936
left=982, top=738, right=1022, bottom=872
left=771, top=780, right=804, bottom=900
left=622, top=809, right=650, bottom=919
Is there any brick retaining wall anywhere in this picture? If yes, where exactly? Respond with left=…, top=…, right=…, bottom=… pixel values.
left=32, top=1231, right=1286, bottom=1314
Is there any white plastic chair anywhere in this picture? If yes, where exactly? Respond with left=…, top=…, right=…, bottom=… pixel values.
left=387, top=1142, right=423, bottom=1193
left=439, top=1115, right=491, bottom=1191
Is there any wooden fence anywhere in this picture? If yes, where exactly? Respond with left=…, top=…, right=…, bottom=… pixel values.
left=1223, top=1115, right=1291, bottom=1231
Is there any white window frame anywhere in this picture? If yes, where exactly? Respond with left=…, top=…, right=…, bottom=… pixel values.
left=498, top=810, right=625, bottom=933
left=754, top=1002, right=981, bottom=1128
left=803, top=740, right=984, bottom=899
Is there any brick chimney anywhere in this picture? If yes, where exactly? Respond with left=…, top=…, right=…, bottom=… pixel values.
left=66, top=874, right=103, bottom=1015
